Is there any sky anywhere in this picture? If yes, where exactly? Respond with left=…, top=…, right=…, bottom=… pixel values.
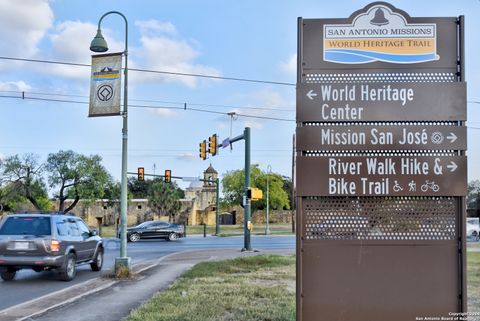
left=0, top=0, right=479, bottom=193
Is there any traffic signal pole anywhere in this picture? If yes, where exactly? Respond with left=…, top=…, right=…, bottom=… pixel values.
left=228, top=127, right=252, bottom=251
left=243, top=127, right=251, bottom=251
left=215, top=178, right=220, bottom=236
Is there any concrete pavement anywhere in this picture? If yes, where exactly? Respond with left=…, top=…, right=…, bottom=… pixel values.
left=0, top=248, right=294, bottom=321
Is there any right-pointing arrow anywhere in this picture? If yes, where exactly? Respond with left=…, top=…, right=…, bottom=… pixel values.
left=447, top=133, right=457, bottom=143
left=447, top=161, right=458, bottom=172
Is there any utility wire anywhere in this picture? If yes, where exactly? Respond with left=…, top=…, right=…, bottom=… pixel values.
left=0, top=93, right=296, bottom=122
left=0, top=91, right=295, bottom=112
left=0, top=56, right=296, bottom=86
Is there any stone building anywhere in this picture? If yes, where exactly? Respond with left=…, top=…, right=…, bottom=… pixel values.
left=178, top=164, right=219, bottom=225
left=64, top=164, right=221, bottom=227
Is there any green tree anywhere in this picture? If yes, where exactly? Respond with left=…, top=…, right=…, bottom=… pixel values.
left=148, top=179, right=182, bottom=222
left=221, top=165, right=290, bottom=212
left=46, top=150, right=111, bottom=213
left=468, top=180, right=480, bottom=210
left=0, top=154, right=50, bottom=210
left=128, top=176, right=151, bottom=199
left=281, top=175, right=294, bottom=210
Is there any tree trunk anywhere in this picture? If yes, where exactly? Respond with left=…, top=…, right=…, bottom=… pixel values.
left=64, top=197, right=80, bottom=213
left=26, top=195, right=41, bottom=210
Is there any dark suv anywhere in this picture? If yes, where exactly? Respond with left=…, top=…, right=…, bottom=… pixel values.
left=0, top=212, right=104, bottom=282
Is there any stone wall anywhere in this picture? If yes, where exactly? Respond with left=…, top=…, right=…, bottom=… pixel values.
left=224, top=205, right=294, bottom=225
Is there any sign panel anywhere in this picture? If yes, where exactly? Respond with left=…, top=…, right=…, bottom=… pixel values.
left=297, top=82, right=466, bottom=122
left=301, top=3, right=458, bottom=71
left=297, top=125, right=466, bottom=151
left=297, top=156, right=467, bottom=196
left=89, top=53, right=122, bottom=117
left=323, top=4, right=438, bottom=64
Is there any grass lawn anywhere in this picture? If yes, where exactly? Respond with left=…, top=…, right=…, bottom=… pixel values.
left=125, top=255, right=296, bottom=321
left=468, top=251, right=480, bottom=311
left=123, top=249, right=480, bottom=321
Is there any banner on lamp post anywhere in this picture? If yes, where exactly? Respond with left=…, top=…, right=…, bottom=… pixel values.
left=89, top=52, right=122, bottom=117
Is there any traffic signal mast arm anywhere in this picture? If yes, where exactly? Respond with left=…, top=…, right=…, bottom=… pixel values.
left=127, top=172, right=182, bottom=180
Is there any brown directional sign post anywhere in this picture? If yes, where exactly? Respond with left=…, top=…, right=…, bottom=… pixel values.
left=297, top=125, right=467, bottom=151
left=297, top=156, right=467, bottom=196
left=297, top=82, right=466, bottom=122
left=296, top=2, right=466, bottom=321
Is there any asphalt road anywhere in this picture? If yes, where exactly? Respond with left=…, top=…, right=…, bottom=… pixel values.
left=0, top=234, right=295, bottom=310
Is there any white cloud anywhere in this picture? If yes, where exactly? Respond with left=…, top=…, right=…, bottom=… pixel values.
left=0, top=81, right=32, bottom=92
left=46, top=21, right=123, bottom=80
left=40, top=18, right=220, bottom=88
left=152, top=107, right=177, bottom=117
left=131, top=19, right=221, bottom=87
left=176, top=153, right=197, bottom=161
left=280, top=53, right=297, bottom=75
left=0, top=0, right=53, bottom=57
left=236, top=88, right=292, bottom=129
left=135, top=20, right=177, bottom=35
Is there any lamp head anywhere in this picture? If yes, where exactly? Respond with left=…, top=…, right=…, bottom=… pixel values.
left=90, top=29, right=109, bottom=52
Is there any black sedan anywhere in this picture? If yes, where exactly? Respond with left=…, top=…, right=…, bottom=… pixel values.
left=125, top=221, right=185, bottom=242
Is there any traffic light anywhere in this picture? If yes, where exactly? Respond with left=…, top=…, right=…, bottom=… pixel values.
left=165, top=169, right=171, bottom=183
left=199, top=140, right=207, bottom=160
left=246, top=187, right=263, bottom=200
left=137, top=167, right=145, bottom=181
left=208, top=134, right=217, bottom=156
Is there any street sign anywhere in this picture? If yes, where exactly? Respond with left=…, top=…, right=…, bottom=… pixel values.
left=222, top=138, right=230, bottom=148
left=301, top=16, right=458, bottom=71
left=297, top=82, right=466, bottom=122
left=296, top=3, right=467, bottom=319
left=182, top=176, right=200, bottom=182
left=297, top=125, right=466, bottom=151
left=297, top=156, right=467, bottom=196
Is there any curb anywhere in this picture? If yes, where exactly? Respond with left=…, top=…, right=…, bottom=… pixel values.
left=0, top=248, right=294, bottom=321
left=0, top=251, right=183, bottom=321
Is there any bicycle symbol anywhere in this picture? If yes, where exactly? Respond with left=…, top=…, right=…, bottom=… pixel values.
left=421, top=180, right=439, bottom=192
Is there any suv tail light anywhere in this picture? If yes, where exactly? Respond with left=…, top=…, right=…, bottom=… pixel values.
left=51, top=240, right=61, bottom=252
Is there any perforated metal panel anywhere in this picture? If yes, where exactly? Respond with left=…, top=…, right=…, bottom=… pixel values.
left=304, top=197, right=456, bottom=241
left=304, top=72, right=457, bottom=84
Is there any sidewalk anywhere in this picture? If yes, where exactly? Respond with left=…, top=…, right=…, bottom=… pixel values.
left=0, top=248, right=294, bottom=321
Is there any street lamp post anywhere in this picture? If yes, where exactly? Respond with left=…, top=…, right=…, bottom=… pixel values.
left=90, top=11, right=131, bottom=271
left=266, top=165, right=271, bottom=235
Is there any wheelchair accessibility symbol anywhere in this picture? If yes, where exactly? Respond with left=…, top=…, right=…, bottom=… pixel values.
left=97, top=84, right=114, bottom=102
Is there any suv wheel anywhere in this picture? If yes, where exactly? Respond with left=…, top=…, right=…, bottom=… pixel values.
left=59, top=253, right=77, bottom=281
left=90, top=247, right=104, bottom=271
left=129, top=233, right=140, bottom=242
left=167, top=232, right=178, bottom=241
left=1, top=269, right=16, bottom=281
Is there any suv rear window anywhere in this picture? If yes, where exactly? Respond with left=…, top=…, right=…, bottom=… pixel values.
left=0, top=216, right=52, bottom=236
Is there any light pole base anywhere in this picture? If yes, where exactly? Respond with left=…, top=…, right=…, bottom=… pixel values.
left=241, top=248, right=259, bottom=252
left=115, top=257, right=131, bottom=273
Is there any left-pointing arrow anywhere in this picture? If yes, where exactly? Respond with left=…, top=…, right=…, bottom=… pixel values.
left=446, top=161, right=458, bottom=172
left=306, top=89, right=317, bottom=100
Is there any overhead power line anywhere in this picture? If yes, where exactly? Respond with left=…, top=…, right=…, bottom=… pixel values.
left=0, top=56, right=296, bottom=86
left=0, top=92, right=296, bottom=122
left=0, top=90, right=294, bottom=113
